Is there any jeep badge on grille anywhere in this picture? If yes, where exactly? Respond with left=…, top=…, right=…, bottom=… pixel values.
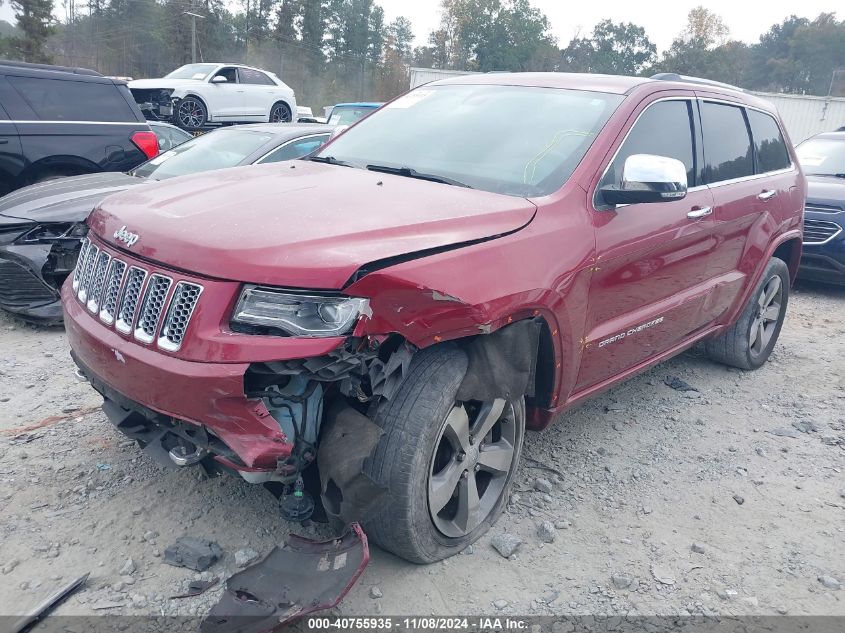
left=113, top=226, right=140, bottom=247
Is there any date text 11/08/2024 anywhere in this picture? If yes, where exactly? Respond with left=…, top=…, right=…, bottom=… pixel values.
left=306, top=617, right=530, bottom=630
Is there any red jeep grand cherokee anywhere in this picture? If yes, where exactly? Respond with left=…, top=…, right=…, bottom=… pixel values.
left=63, top=72, right=804, bottom=563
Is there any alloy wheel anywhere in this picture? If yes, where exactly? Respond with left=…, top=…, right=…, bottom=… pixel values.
left=271, top=104, right=292, bottom=123
left=428, top=398, right=517, bottom=538
left=750, top=274, right=782, bottom=355
left=177, top=100, right=205, bottom=129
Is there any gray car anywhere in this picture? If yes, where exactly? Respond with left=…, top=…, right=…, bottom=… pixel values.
left=0, top=123, right=334, bottom=322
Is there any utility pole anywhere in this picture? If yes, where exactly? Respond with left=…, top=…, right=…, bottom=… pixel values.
left=183, top=12, right=205, bottom=64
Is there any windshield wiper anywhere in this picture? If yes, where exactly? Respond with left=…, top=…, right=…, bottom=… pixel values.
left=809, top=172, right=845, bottom=179
left=309, top=155, right=354, bottom=167
left=365, top=164, right=473, bottom=189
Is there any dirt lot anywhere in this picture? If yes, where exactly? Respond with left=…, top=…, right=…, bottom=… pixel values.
left=1, top=281, right=843, bottom=622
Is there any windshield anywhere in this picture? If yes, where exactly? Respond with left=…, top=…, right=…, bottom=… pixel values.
left=164, top=64, right=218, bottom=80
left=328, top=106, right=377, bottom=126
left=316, top=85, right=623, bottom=197
left=796, top=137, right=845, bottom=176
left=131, top=129, right=274, bottom=180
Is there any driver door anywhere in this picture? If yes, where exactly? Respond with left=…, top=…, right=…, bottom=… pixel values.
left=207, top=67, right=244, bottom=118
left=575, top=96, right=717, bottom=391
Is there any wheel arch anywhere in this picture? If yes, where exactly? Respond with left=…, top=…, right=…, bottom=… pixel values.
left=178, top=93, right=211, bottom=121
left=719, top=229, right=802, bottom=329
left=772, top=236, right=802, bottom=284
left=269, top=100, right=293, bottom=121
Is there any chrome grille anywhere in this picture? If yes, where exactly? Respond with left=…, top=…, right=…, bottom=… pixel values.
left=86, top=251, right=111, bottom=313
left=158, top=282, right=203, bottom=351
left=803, top=218, right=842, bottom=245
left=99, top=260, right=126, bottom=325
left=76, top=244, right=100, bottom=303
left=72, top=238, right=90, bottom=292
left=134, top=274, right=172, bottom=343
left=75, top=239, right=203, bottom=351
left=115, top=267, right=147, bottom=334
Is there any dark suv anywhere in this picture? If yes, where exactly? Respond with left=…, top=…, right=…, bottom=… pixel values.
left=64, top=72, right=804, bottom=564
left=0, top=60, right=158, bottom=195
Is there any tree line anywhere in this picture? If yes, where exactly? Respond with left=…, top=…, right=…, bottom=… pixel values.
left=0, top=0, right=843, bottom=111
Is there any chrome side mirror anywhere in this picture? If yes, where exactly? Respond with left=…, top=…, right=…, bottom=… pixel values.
left=601, top=154, right=688, bottom=205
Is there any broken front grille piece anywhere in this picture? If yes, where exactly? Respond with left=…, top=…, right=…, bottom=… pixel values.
left=70, top=239, right=203, bottom=352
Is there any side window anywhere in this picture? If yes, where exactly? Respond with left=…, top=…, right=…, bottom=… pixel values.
left=746, top=109, right=790, bottom=173
left=213, top=67, right=238, bottom=83
left=7, top=76, right=135, bottom=122
left=700, top=102, right=754, bottom=183
left=599, top=100, right=695, bottom=198
left=239, top=68, right=275, bottom=86
left=258, top=135, right=330, bottom=163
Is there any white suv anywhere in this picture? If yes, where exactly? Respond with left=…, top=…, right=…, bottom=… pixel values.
left=129, top=63, right=298, bottom=131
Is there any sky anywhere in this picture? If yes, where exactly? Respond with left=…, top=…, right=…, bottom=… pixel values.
left=376, top=0, right=840, bottom=53
left=0, top=1, right=838, bottom=55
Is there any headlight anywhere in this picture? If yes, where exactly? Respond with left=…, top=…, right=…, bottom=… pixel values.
left=14, top=222, right=88, bottom=244
left=232, top=286, right=369, bottom=337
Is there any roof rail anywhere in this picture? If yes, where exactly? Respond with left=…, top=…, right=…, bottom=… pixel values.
left=0, top=59, right=102, bottom=76
left=650, top=72, right=743, bottom=92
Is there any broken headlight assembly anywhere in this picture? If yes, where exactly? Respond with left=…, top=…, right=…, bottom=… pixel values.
left=232, top=286, right=369, bottom=337
left=14, top=222, right=88, bottom=244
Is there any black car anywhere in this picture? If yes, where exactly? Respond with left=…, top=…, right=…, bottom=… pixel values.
left=0, top=60, right=159, bottom=195
left=0, top=123, right=333, bottom=322
left=795, top=131, right=845, bottom=284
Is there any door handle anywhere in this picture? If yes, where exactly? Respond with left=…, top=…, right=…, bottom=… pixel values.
left=687, top=206, right=712, bottom=219
left=758, top=190, right=778, bottom=200
left=0, top=139, right=8, bottom=144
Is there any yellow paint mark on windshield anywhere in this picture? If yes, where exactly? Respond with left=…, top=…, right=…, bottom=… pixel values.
left=523, top=130, right=593, bottom=185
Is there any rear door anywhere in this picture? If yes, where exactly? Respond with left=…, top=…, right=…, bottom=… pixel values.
left=696, top=99, right=792, bottom=322
left=237, top=67, right=278, bottom=119
left=576, top=95, right=716, bottom=391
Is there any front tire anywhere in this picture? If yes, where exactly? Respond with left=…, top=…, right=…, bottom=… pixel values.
left=705, top=257, right=789, bottom=370
left=174, top=96, right=207, bottom=131
left=269, top=102, right=292, bottom=123
left=363, top=345, right=525, bottom=564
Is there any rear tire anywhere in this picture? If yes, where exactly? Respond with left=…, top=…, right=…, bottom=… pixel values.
left=269, top=101, right=292, bottom=123
left=705, top=257, right=789, bottom=370
left=363, top=344, right=525, bottom=564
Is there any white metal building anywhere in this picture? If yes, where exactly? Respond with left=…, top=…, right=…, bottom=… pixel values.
left=408, top=67, right=845, bottom=144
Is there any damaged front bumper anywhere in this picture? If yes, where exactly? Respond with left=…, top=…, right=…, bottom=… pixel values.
left=63, top=277, right=395, bottom=490
left=130, top=88, right=176, bottom=121
left=0, top=228, right=82, bottom=322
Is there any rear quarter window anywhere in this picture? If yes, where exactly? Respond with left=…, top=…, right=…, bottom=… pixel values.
left=747, top=109, right=791, bottom=173
left=700, top=101, right=754, bottom=183
left=7, top=75, right=136, bottom=122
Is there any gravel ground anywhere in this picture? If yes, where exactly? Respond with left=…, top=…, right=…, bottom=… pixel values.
left=1, top=281, right=843, bottom=621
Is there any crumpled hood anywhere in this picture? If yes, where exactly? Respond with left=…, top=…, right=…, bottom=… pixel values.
left=88, top=161, right=537, bottom=289
left=128, top=78, right=202, bottom=92
left=0, top=173, right=146, bottom=224
left=806, top=175, right=845, bottom=208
